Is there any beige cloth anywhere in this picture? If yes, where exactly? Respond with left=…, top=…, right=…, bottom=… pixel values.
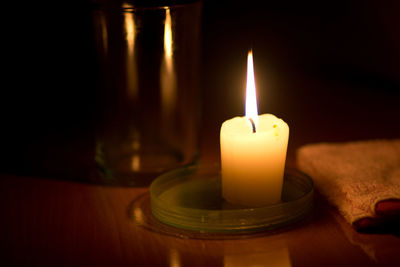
left=297, top=139, right=400, bottom=231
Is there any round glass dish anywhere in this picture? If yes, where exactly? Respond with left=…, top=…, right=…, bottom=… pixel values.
left=150, top=164, right=313, bottom=233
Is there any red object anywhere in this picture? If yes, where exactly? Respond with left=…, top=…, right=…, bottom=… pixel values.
left=353, top=199, right=400, bottom=232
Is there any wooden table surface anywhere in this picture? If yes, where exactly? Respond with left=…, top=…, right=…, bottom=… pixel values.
left=1, top=169, right=400, bottom=266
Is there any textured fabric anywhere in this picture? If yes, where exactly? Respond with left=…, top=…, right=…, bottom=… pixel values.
left=297, top=139, right=400, bottom=231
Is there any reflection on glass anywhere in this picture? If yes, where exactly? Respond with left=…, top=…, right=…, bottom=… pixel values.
left=124, top=11, right=138, bottom=99
left=164, top=8, right=173, bottom=58
left=122, top=1, right=133, bottom=9
left=160, top=8, right=178, bottom=152
left=161, top=8, right=177, bottom=116
left=99, top=14, right=108, bottom=56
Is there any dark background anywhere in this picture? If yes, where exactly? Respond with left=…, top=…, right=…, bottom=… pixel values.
left=2, top=0, right=400, bottom=180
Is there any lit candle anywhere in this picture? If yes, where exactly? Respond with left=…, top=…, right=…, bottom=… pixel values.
left=220, top=50, right=289, bottom=207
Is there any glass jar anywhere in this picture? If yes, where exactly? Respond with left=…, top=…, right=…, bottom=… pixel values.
left=92, top=0, right=202, bottom=185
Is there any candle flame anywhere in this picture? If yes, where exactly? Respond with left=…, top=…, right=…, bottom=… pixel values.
left=245, top=50, right=258, bottom=131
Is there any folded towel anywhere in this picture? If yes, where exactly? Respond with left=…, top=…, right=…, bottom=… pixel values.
left=297, top=139, right=400, bottom=232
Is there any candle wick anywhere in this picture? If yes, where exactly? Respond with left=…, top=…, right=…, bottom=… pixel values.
left=248, top=118, right=256, bottom=133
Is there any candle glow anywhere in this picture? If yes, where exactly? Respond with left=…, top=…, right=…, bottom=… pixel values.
left=220, top=50, right=289, bottom=207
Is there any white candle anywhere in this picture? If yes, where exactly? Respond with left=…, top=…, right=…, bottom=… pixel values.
left=220, top=51, right=289, bottom=207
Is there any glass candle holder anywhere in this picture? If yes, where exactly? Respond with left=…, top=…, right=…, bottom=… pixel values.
left=149, top=165, right=314, bottom=234
left=92, top=0, right=202, bottom=186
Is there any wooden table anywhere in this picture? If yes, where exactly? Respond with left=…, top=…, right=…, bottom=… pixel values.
left=1, top=169, right=399, bottom=266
